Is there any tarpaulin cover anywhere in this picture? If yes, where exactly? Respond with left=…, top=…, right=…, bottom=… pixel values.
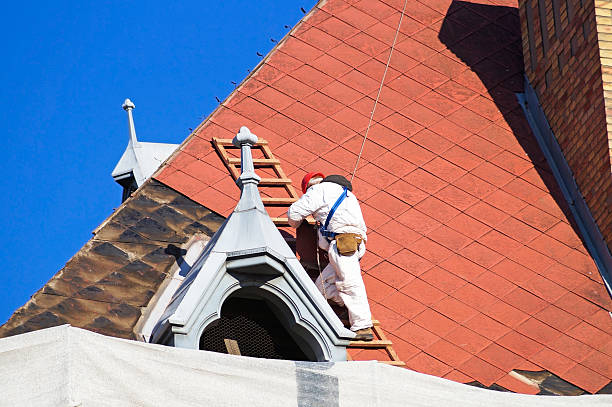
left=0, top=325, right=610, bottom=406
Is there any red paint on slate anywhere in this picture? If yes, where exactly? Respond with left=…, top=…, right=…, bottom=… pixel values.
left=477, top=343, right=526, bottom=373
left=496, top=374, right=540, bottom=394
left=152, top=0, right=612, bottom=394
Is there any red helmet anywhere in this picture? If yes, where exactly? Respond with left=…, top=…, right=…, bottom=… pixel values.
left=301, top=172, right=325, bottom=193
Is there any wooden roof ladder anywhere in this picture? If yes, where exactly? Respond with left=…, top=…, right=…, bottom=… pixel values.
left=347, top=319, right=406, bottom=367
left=212, top=137, right=298, bottom=226
left=213, top=137, right=404, bottom=367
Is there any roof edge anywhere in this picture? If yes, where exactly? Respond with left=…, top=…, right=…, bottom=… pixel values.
left=150, top=1, right=327, bottom=181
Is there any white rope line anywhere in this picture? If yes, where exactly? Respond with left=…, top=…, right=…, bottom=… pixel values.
left=350, top=0, right=409, bottom=182
left=316, top=241, right=327, bottom=300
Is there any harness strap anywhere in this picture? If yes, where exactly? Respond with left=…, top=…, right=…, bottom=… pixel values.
left=320, top=187, right=348, bottom=240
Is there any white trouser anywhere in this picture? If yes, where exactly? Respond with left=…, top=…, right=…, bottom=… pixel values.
left=315, top=235, right=372, bottom=331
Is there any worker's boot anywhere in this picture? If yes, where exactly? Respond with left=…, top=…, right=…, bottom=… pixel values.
left=353, top=328, right=374, bottom=341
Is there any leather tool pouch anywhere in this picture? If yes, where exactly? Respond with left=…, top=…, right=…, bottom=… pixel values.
left=336, top=233, right=362, bottom=256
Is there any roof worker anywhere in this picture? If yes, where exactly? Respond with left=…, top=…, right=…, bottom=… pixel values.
left=288, top=172, right=374, bottom=341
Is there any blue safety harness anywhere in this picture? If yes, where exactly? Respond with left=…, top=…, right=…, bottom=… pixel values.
left=319, top=187, right=348, bottom=242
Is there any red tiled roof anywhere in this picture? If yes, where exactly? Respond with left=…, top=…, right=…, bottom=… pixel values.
left=154, top=0, right=612, bottom=393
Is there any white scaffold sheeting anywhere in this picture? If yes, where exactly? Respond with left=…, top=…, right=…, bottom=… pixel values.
left=0, top=325, right=610, bottom=407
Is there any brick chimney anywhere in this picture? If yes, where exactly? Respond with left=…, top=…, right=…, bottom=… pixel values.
left=519, top=0, right=611, bottom=253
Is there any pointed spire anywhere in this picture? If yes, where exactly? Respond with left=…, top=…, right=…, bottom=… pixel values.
left=122, top=98, right=139, bottom=148
left=232, top=126, right=264, bottom=212
left=112, top=98, right=179, bottom=197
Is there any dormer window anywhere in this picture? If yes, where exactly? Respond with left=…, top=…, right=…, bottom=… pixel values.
left=150, top=127, right=355, bottom=361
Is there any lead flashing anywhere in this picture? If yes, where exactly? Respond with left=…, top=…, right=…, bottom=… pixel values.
left=517, top=76, right=612, bottom=297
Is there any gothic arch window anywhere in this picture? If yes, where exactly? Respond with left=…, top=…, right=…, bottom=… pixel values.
left=199, top=288, right=318, bottom=361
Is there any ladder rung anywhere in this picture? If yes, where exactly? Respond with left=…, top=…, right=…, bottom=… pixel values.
left=380, top=361, right=406, bottom=366
left=214, top=138, right=268, bottom=145
left=228, top=158, right=280, bottom=165
left=271, top=217, right=291, bottom=226
left=271, top=217, right=316, bottom=226
left=262, top=197, right=297, bottom=205
left=260, top=178, right=292, bottom=186
left=348, top=340, right=392, bottom=348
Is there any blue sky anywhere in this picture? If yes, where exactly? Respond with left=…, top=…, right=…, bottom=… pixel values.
left=0, top=1, right=311, bottom=325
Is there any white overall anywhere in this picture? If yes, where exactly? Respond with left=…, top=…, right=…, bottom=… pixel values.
left=288, top=182, right=373, bottom=331
left=315, top=236, right=372, bottom=331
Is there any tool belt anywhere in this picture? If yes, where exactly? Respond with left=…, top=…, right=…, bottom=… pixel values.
left=335, top=233, right=363, bottom=256
left=319, top=187, right=363, bottom=256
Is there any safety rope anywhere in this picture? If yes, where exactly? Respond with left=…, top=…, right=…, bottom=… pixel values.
left=350, top=0, right=409, bottom=182
left=316, top=234, right=327, bottom=300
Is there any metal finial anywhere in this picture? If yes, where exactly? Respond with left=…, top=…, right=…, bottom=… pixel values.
left=233, top=126, right=258, bottom=147
left=232, top=126, right=262, bottom=211
left=233, top=127, right=259, bottom=182
left=122, top=98, right=135, bottom=111
left=122, top=98, right=138, bottom=147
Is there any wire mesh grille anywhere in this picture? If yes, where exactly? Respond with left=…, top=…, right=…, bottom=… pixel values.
left=199, top=297, right=309, bottom=361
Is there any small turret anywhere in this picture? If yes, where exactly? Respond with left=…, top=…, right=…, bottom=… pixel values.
left=111, top=98, right=179, bottom=202
left=149, top=126, right=355, bottom=361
